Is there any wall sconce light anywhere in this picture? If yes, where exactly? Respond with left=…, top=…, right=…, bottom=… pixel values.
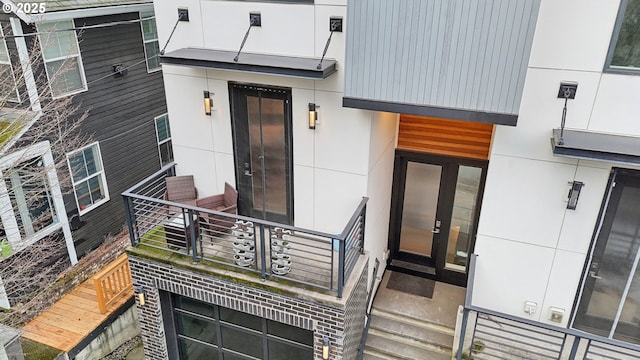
left=204, top=90, right=213, bottom=116
left=322, top=337, right=330, bottom=359
left=134, top=285, right=146, bottom=306
left=567, top=181, right=584, bottom=210
left=309, top=103, right=318, bottom=129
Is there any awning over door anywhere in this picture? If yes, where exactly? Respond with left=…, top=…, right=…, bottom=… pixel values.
left=161, top=48, right=337, bottom=80
left=343, top=0, right=541, bottom=126
left=551, top=128, right=640, bottom=165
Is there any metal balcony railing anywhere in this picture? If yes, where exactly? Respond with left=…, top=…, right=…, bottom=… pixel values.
left=122, top=164, right=367, bottom=298
left=457, top=255, right=640, bottom=359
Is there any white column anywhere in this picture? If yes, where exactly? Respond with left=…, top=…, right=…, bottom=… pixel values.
left=9, top=17, right=41, bottom=112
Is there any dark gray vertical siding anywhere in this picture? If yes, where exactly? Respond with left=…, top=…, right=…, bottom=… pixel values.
left=66, top=13, right=166, bottom=255
left=344, top=0, right=540, bottom=116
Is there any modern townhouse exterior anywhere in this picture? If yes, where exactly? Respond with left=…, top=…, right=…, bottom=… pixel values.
left=0, top=0, right=168, bottom=308
left=123, top=0, right=640, bottom=359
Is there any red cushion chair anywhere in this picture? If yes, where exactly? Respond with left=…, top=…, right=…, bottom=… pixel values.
left=196, top=182, right=238, bottom=234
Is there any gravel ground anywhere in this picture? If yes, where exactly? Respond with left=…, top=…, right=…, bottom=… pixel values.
left=100, top=336, right=143, bottom=360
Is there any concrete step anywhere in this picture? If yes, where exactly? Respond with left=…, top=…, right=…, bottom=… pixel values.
left=371, top=307, right=456, bottom=337
left=362, top=349, right=395, bottom=360
left=364, top=333, right=452, bottom=360
left=369, top=310, right=454, bottom=351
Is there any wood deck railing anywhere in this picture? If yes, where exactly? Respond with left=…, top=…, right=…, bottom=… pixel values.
left=93, top=254, right=133, bottom=314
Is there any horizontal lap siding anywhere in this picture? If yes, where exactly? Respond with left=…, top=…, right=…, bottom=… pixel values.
left=68, top=13, right=166, bottom=255
left=397, top=115, right=493, bottom=160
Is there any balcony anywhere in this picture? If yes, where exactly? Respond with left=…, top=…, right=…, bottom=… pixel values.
left=456, top=255, right=640, bottom=359
left=122, top=164, right=367, bottom=298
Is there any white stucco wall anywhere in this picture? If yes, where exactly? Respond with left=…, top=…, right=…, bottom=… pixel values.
left=154, top=0, right=391, bottom=268
left=471, top=0, right=640, bottom=328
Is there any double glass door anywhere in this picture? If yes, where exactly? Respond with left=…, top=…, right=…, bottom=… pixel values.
left=389, top=151, right=486, bottom=285
left=229, top=83, right=293, bottom=225
left=574, top=169, right=640, bottom=344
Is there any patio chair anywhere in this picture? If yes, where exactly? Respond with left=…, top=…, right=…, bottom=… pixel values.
left=196, top=182, right=238, bottom=234
left=165, top=175, right=198, bottom=213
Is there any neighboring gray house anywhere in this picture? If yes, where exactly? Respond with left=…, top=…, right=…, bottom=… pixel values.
left=0, top=0, right=169, bottom=308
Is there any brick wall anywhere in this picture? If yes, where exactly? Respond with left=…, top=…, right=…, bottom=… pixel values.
left=129, top=255, right=369, bottom=360
left=342, top=260, right=369, bottom=360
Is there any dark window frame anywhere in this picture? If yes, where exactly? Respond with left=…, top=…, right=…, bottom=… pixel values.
left=163, top=292, right=313, bottom=360
left=604, top=0, right=640, bottom=74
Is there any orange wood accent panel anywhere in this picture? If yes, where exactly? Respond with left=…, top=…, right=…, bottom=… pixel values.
left=397, top=115, right=494, bottom=160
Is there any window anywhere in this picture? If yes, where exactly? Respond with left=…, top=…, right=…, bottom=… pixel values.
left=66, top=143, right=109, bottom=214
left=37, top=20, right=87, bottom=98
left=606, top=0, right=640, bottom=72
left=167, top=294, right=313, bottom=359
left=4, top=157, right=58, bottom=239
left=0, top=141, right=71, bottom=255
left=155, top=114, right=173, bottom=166
left=0, top=27, right=20, bottom=102
left=140, top=11, right=161, bottom=72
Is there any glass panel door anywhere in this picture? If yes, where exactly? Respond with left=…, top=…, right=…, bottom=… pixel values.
left=445, top=166, right=483, bottom=273
left=388, top=150, right=487, bottom=286
left=399, top=162, right=442, bottom=258
left=574, top=170, right=640, bottom=344
left=230, top=84, right=292, bottom=224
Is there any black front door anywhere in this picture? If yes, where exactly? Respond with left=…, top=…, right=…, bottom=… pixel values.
left=229, top=83, right=293, bottom=225
left=573, top=169, right=640, bottom=345
left=388, top=150, right=487, bottom=286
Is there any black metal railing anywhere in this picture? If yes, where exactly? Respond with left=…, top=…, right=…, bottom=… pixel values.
left=457, top=255, right=640, bottom=359
left=122, top=164, right=367, bottom=298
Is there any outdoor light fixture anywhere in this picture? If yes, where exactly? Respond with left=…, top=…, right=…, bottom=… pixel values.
left=567, top=181, right=584, bottom=210
left=309, top=103, right=318, bottom=129
left=135, top=285, right=146, bottom=306
left=204, top=91, right=212, bottom=115
left=322, top=337, right=330, bottom=359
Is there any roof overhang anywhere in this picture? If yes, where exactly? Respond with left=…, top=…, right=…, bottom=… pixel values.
left=1, top=1, right=152, bottom=24
left=161, top=48, right=337, bottom=80
left=343, top=97, right=518, bottom=126
left=551, top=128, right=640, bottom=165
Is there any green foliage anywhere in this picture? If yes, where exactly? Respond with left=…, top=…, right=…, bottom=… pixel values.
left=0, top=120, right=23, bottom=148
left=0, top=239, right=12, bottom=258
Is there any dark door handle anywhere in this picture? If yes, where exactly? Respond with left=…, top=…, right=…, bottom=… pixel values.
left=244, top=162, right=252, bottom=177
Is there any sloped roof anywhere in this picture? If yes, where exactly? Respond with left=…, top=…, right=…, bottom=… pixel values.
left=44, top=0, right=151, bottom=12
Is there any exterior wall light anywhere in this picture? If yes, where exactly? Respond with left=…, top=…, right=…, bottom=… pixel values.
left=204, top=90, right=213, bottom=116
left=567, top=181, right=584, bottom=210
left=135, top=285, right=146, bottom=306
left=322, top=337, right=330, bottom=359
left=309, top=103, right=318, bottom=129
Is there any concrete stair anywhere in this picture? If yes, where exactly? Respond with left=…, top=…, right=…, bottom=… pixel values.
left=363, top=307, right=454, bottom=360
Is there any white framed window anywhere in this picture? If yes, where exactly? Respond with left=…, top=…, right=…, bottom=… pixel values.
left=154, top=113, right=173, bottom=166
left=66, top=142, right=109, bottom=215
left=0, top=141, right=75, bottom=262
left=140, top=11, right=161, bottom=72
left=0, top=27, right=20, bottom=102
left=37, top=20, right=87, bottom=98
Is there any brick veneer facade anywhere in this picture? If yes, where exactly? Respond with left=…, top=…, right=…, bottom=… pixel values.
left=128, top=254, right=369, bottom=360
